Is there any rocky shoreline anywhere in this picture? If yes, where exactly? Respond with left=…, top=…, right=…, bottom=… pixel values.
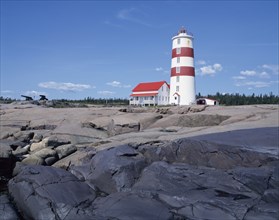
left=0, top=102, right=278, bottom=219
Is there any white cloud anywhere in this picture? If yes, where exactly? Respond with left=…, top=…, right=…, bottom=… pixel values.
left=258, top=71, right=270, bottom=79
left=196, top=60, right=206, bottom=65
left=240, top=70, right=257, bottom=76
left=262, top=64, right=279, bottom=75
left=38, top=81, right=92, bottom=92
left=232, top=76, right=246, bottom=80
left=107, top=81, right=121, bottom=87
left=155, top=67, right=163, bottom=71
left=106, top=81, right=131, bottom=88
left=200, top=66, right=215, bottom=74
left=235, top=81, right=271, bottom=88
left=98, top=91, right=115, bottom=96
left=200, top=63, right=223, bottom=76
left=213, top=63, right=223, bottom=71
left=234, top=64, right=278, bottom=90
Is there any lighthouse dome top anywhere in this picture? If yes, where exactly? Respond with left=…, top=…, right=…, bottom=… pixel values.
left=172, top=26, right=193, bottom=40
left=178, top=27, right=187, bottom=34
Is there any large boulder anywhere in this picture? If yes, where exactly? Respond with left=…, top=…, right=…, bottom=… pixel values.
left=55, top=144, right=77, bottom=159
left=8, top=165, right=96, bottom=220
left=71, top=145, right=147, bottom=194
left=21, top=155, right=45, bottom=165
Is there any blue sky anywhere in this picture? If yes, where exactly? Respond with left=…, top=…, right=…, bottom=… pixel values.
left=1, top=0, right=278, bottom=100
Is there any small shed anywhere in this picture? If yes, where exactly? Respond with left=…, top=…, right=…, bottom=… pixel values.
left=196, top=98, right=219, bottom=106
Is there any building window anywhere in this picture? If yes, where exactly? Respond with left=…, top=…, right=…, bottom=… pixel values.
left=176, top=48, right=181, bottom=54
left=176, top=66, right=180, bottom=73
left=177, top=38, right=180, bottom=44
left=177, top=57, right=180, bottom=63
left=176, top=76, right=180, bottom=82
left=176, top=86, right=179, bottom=92
left=162, top=86, right=164, bottom=91
left=136, top=97, right=138, bottom=101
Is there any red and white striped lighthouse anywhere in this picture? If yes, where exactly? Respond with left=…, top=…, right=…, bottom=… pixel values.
left=169, top=27, right=196, bottom=105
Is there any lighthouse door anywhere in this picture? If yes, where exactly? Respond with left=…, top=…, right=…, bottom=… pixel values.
left=173, top=93, right=180, bottom=105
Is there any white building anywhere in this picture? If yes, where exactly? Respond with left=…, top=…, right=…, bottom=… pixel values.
left=130, top=81, right=170, bottom=106
left=196, top=98, right=219, bottom=106
left=130, top=27, right=198, bottom=106
left=169, top=27, right=196, bottom=105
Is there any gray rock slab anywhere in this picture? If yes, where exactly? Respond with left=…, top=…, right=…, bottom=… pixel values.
left=132, top=161, right=267, bottom=220
left=8, top=165, right=96, bottom=220
left=190, top=127, right=279, bottom=156
left=137, top=138, right=276, bottom=169
left=92, top=192, right=172, bottom=220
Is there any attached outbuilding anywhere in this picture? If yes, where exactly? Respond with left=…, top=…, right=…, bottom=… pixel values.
left=130, top=81, right=170, bottom=106
left=196, top=98, right=219, bottom=106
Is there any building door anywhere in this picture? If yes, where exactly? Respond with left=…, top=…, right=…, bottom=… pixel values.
left=173, top=94, right=180, bottom=105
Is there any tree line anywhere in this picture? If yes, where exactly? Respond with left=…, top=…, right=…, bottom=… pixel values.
left=197, top=92, right=279, bottom=105
left=1, top=93, right=278, bottom=106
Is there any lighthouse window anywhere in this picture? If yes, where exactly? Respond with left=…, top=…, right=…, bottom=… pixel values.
left=176, top=86, right=179, bottom=92
left=176, top=66, right=180, bottom=73
left=176, top=48, right=181, bottom=54
left=177, top=38, right=180, bottom=44
left=177, top=57, right=180, bottom=63
left=176, top=76, right=180, bottom=82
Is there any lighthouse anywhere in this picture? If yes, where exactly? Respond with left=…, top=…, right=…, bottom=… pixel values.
left=169, top=27, right=196, bottom=105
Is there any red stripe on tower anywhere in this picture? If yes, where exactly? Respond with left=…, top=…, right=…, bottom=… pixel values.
left=171, top=67, right=195, bottom=77
left=172, top=48, right=194, bottom=58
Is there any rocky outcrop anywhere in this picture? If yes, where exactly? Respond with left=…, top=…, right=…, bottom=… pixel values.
left=8, top=138, right=278, bottom=220
left=1, top=104, right=279, bottom=219
left=8, top=165, right=96, bottom=220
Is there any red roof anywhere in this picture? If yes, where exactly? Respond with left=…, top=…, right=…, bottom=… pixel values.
left=132, top=81, right=169, bottom=92
left=130, top=92, right=158, bottom=97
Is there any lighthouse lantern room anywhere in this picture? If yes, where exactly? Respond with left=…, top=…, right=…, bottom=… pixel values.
left=169, top=27, right=196, bottom=105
